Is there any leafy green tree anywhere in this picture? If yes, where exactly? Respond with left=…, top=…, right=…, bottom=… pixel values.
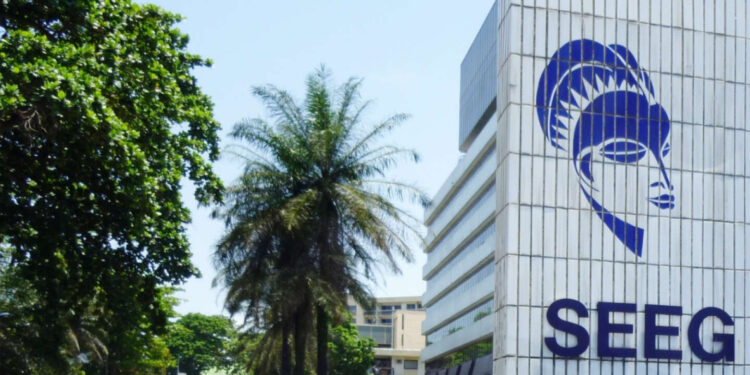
left=0, top=247, right=43, bottom=375
left=214, top=66, right=425, bottom=375
left=1, top=247, right=179, bottom=375
left=137, top=336, right=175, bottom=375
left=0, top=0, right=221, bottom=371
left=97, top=287, right=180, bottom=375
left=328, top=323, right=374, bottom=375
left=165, top=313, right=236, bottom=375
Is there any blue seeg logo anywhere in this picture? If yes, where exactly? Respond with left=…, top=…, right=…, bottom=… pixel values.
left=536, top=40, right=675, bottom=257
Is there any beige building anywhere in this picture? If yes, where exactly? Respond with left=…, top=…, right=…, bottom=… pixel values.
left=348, top=296, right=426, bottom=375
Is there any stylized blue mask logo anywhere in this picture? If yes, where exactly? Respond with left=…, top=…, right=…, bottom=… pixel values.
left=536, top=40, right=675, bottom=257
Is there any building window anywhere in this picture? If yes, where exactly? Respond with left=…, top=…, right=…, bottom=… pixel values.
left=425, top=299, right=492, bottom=345
left=348, top=305, right=356, bottom=313
left=380, top=319, right=392, bottom=324
left=406, top=304, right=416, bottom=310
left=380, top=305, right=392, bottom=311
left=427, top=183, right=496, bottom=272
left=357, top=325, right=393, bottom=347
left=394, top=305, right=401, bottom=310
left=426, top=222, right=495, bottom=296
left=425, top=338, right=492, bottom=371
left=404, top=360, right=418, bottom=370
left=374, top=358, right=391, bottom=368
left=426, top=262, right=493, bottom=320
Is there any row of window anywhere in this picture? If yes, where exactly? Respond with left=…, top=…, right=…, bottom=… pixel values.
left=362, top=318, right=392, bottom=325
left=348, top=303, right=423, bottom=314
left=427, top=183, right=496, bottom=274
left=428, top=147, right=496, bottom=235
left=380, top=303, right=422, bottom=311
left=403, top=359, right=419, bottom=370
left=357, top=325, right=392, bottom=346
left=425, top=338, right=492, bottom=372
left=425, top=299, right=493, bottom=346
left=425, top=223, right=495, bottom=302
left=426, top=262, right=494, bottom=322
left=373, top=358, right=419, bottom=370
left=458, top=0, right=498, bottom=151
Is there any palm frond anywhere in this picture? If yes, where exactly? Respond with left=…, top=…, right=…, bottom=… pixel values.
left=343, top=113, right=411, bottom=160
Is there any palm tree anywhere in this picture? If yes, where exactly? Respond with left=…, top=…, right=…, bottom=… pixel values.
left=214, top=66, right=427, bottom=375
left=213, top=180, right=311, bottom=375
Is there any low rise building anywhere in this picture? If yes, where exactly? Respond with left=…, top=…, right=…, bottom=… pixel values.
left=348, top=296, right=426, bottom=375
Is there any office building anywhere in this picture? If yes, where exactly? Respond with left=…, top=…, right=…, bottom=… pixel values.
left=424, top=0, right=749, bottom=373
left=421, top=2, right=498, bottom=374
left=349, top=296, right=426, bottom=375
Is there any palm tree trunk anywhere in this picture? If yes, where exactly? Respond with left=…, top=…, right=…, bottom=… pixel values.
left=316, top=304, right=328, bottom=375
left=293, top=303, right=309, bottom=375
left=281, top=321, right=292, bottom=375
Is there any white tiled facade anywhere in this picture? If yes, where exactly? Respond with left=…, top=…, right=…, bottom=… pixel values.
left=422, top=115, right=496, bottom=364
left=495, top=0, right=749, bottom=373
left=422, top=3, right=501, bottom=369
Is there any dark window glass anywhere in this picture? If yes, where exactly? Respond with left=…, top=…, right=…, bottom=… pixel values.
left=404, top=360, right=418, bottom=370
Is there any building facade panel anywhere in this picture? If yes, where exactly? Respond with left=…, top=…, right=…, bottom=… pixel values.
left=423, top=93, right=499, bottom=367
left=424, top=185, right=496, bottom=279
left=422, top=224, right=494, bottom=306
left=423, top=265, right=494, bottom=334
left=421, top=312, right=494, bottom=363
left=423, top=2, right=501, bottom=370
left=494, top=0, right=750, bottom=372
left=424, top=116, right=498, bottom=224
left=425, top=145, right=497, bottom=247
left=459, top=1, right=499, bottom=151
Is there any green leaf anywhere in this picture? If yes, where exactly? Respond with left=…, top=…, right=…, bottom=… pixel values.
left=0, top=1, right=223, bottom=372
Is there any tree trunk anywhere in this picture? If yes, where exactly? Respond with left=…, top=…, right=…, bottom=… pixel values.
left=316, top=304, right=328, bottom=375
left=293, top=303, right=309, bottom=375
left=281, top=321, right=292, bottom=375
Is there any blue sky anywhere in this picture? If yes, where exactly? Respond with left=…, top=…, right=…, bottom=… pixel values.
left=142, top=0, right=495, bottom=316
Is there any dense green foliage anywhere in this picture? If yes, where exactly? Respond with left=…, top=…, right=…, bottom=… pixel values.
left=214, top=67, right=425, bottom=375
left=0, top=0, right=221, bottom=372
left=165, top=313, right=236, bottom=375
left=0, top=247, right=44, bottom=374
left=328, top=323, right=375, bottom=375
left=1, top=249, right=179, bottom=375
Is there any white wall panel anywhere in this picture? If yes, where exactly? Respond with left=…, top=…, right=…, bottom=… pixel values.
left=495, top=0, right=750, bottom=372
